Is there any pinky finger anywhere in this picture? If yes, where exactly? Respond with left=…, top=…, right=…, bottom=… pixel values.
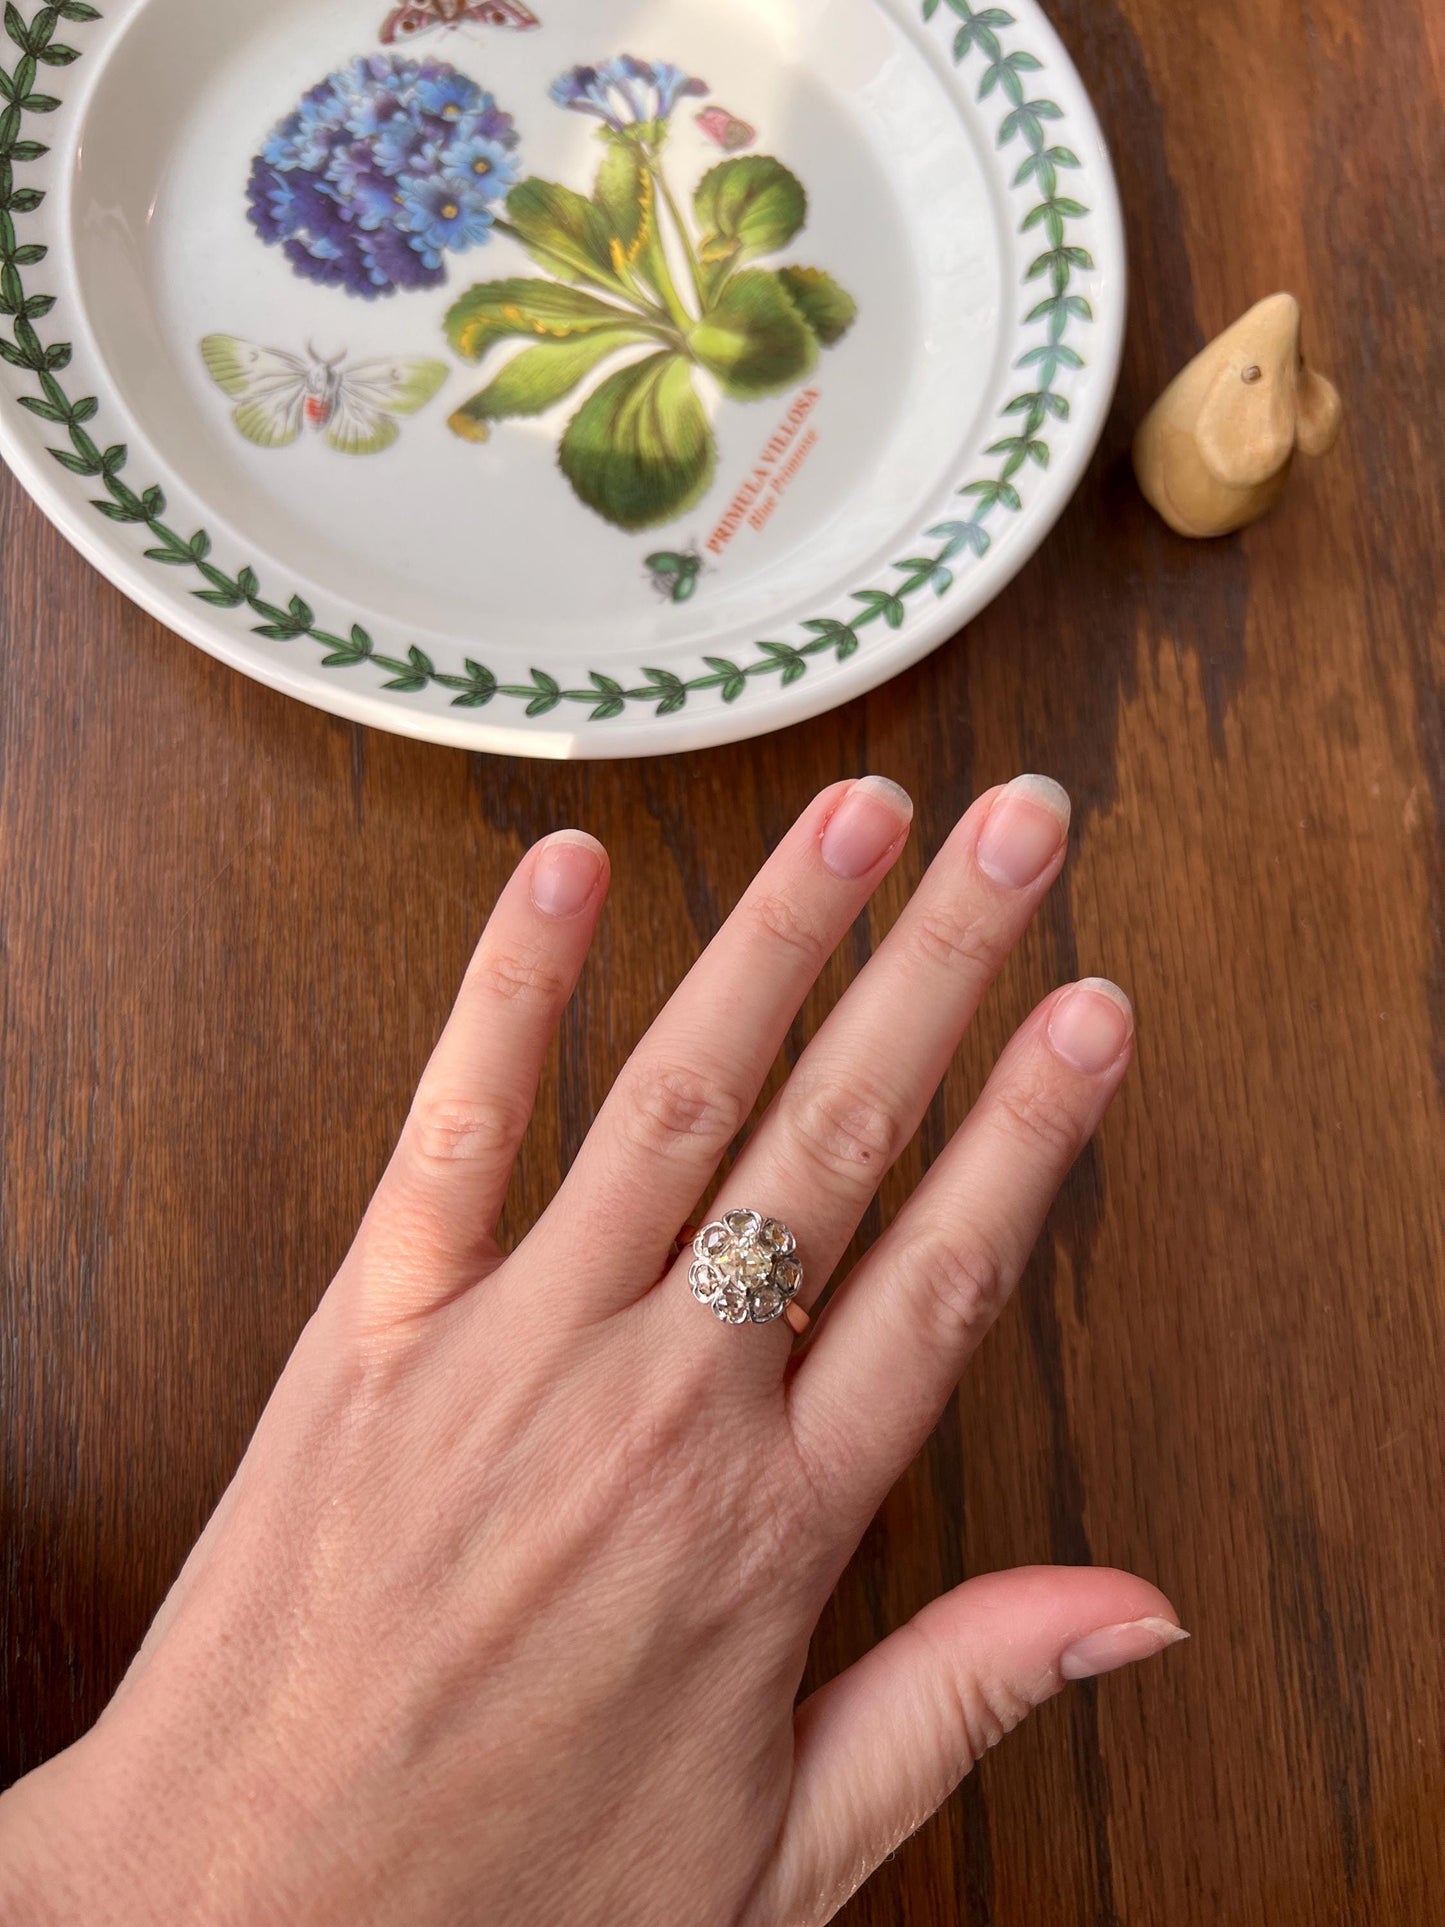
left=747, top=1567, right=1187, bottom=1927
left=353, top=830, right=608, bottom=1323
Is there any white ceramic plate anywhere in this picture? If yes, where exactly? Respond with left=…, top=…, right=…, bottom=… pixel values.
left=0, top=0, right=1123, bottom=758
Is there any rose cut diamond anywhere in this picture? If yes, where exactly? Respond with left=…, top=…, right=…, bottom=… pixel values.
left=691, top=1211, right=803, bottom=1326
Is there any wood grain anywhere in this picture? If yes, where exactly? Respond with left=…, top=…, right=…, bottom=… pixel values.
left=2, top=0, right=1442, bottom=1918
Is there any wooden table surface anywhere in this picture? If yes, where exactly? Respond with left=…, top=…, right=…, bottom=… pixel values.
left=2, top=0, right=1441, bottom=1919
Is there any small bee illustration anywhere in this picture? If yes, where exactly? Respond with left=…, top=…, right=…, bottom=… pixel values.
left=645, top=545, right=704, bottom=604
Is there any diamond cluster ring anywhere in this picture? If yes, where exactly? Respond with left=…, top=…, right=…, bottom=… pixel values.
left=689, top=1209, right=808, bottom=1331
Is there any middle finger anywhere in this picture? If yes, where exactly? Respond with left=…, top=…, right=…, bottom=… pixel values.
left=663, top=774, right=1071, bottom=1339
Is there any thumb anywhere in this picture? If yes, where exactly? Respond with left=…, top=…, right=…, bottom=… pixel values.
left=754, top=1566, right=1187, bottom=1927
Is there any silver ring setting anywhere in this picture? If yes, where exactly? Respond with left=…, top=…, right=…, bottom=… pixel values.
left=690, top=1209, right=803, bottom=1325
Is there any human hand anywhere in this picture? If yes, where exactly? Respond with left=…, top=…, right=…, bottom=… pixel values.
left=0, top=775, right=1184, bottom=1927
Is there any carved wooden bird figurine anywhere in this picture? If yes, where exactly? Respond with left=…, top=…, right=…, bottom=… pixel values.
left=1133, top=293, right=1342, bottom=537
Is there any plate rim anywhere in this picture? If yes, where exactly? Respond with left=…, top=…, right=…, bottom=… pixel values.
left=0, top=0, right=1126, bottom=760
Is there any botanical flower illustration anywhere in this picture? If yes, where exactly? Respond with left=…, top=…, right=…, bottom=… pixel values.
left=548, top=55, right=707, bottom=129
left=445, top=56, right=858, bottom=530
left=247, top=55, right=520, bottom=297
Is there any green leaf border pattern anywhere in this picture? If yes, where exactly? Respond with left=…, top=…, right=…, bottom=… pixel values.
left=0, top=1, right=1093, bottom=724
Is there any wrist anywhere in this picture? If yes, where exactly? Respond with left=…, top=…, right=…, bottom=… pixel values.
left=0, top=1741, right=135, bottom=1927
left=0, top=1709, right=259, bottom=1927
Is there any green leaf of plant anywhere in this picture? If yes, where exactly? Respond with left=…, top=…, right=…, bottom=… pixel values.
left=558, top=351, right=714, bottom=531
left=448, top=329, right=654, bottom=440
left=524, top=668, right=561, bottom=717
left=775, top=266, right=858, bottom=346
left=444, top=278, right=654, bottom=366
left=852, top=588, right=906, bottom=629
left=690, top=269, right=817, bottom=399
left=801, top=618, right=860, bottom=660
left=592, top=139, right=652, bottom=269
left=505, top=177, right=617, bottom=287
left=693, top=156, right=807, bottom=298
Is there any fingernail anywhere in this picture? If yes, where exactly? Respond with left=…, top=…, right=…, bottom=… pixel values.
left=1060, top=1617, right=1190, bottom=1681
left=820, top=776, right=913, bottom=880
left=976, top=775, right=1071, bottom=889
left=530, top=830, right=605, bottom=919
left=1047, top=978, right=1133, bottom=1074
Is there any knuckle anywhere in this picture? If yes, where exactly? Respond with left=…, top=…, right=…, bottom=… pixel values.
left=944, top=1658, right=1035, bottom=1770
left=620, top=1060, right=749, bottom=1160
left=406, top=1090, right=527, bottom=1171
left=907, top=1615, right=1039, bottom=1783
left=911, top=901, right=1006, bottom=977
left=469, top=944, right=569, bottom=1008
left=751, top=890, right=831, bottom=974
left=781, top=1071, right=903, bottom=1181
left=904, top=1231, right=1015, bottom=1351
left=992, top=1073, right=1083, bottom=1162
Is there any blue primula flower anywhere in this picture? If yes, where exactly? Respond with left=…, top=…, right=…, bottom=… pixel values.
left=647, top=62, right=709, bottom=120
left=247, top=160, right=299, bottom=243
left=247, top=54, right=517, bottom=297
left=549, top=55, right=707, bottom=132
left=263, top=109, right=340, bottom=175
left=283, top=228, right=361, bottom=294
left=348, top=170, right=407, bottom=233
left=360, top=222, right=446, bottom=294
left=373, top=113, right=438, bottom=177
left=344, top=85, right=408, bottom=140
left=445, top=134, right=520, bottom=203
left=397, top=171, right=497, bottom=263
left=416, top=69, right=485, bottom=124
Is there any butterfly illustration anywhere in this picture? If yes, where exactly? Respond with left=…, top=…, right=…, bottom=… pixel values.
left=695, top=107, right=756, bottom=152
left=200, top=336, right=449, bottom=456
left=645, top=545, right=703, bottom=604
left=380, top=0, right=539, bottom=44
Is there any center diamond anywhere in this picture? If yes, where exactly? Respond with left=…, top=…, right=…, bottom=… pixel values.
left=727, top=1235, right=775, bottom=1288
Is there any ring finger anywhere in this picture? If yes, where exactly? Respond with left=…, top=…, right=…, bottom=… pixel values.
left=661, top=773, right=1072, bottom=1345
left=526, top=776, right=915, bottom=1314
